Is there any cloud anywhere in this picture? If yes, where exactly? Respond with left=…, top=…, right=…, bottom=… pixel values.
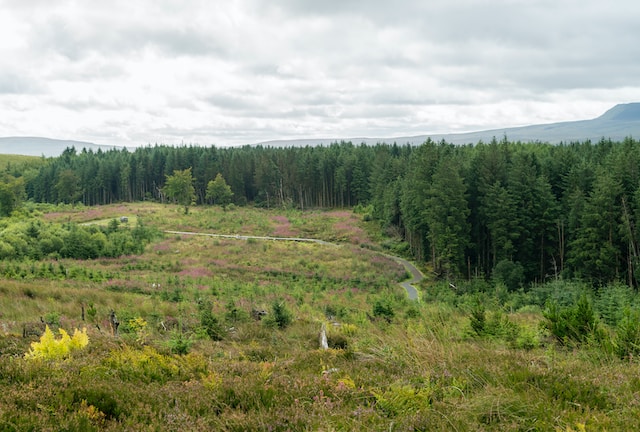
left=1, top=0, right=640, bottom=147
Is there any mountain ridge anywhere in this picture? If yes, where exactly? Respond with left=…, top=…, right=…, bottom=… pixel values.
left=256, top=103, right=640, bottom=147
left=2, top=103, right=640, bottom=156
left=0, top=137, right=126, bottom=157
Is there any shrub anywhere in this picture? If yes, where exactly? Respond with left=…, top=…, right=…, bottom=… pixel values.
left=615, top=308, right=640, bottom=358
left=266, top=300, right=293, bottom=329
left=224, top=299, right=249, bottom=323
left=127, top=317, right=149, bottom=344
left=543, top=294, right=598, bottom=344
left=167, top=332, right=193, bottom=355
left=104, top=346, right=181, bottom=384
left=327, top=332, right=349, bottom=350
left=198, top=299, right=225, bottom=340
left=373, top=298, right=395, bottom=322
left=469, top=301, right=486, bottom=336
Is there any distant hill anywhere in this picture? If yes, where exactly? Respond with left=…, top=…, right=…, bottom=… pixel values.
left=3, top=104, right=640, bottom=156
left=0, top=137, right=125, bottom=157
left=257, top=103, right=640, bottom=147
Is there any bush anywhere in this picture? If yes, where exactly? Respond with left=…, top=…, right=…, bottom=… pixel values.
left=167, top=332, right=193, bottom=355
left=266, top=300, right=293, bottom=329
left=469, top=301, right=486, bottom=336
left=615, top=308, right=640, bottom=358
left=373, top=298, right=395, bottom=322
left=543, top=293, right=598, bottom=344
left=198, top=300, right=225, bottom=341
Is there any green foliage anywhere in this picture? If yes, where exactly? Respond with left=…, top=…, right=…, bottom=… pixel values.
left=167, top=331, right=193, bottom=355
left=0, top=216, right=155, bottom=262
left=25, top=326, right=89, bottom=360
left=614, top=308, right=640, bottom=358
left=55, top=169, right=81, bottom=204
left=86, top=302, right=97, bottom=323
left=543, top=293, right=598, bottom=344
left=424, top=157, right=470, bottom=276
left=372, top=381, right=433, bottom=417
left=372, top=298, right=395, bottom=322
left=469, top=300, right=486, bottom=335
left=70, top=388, right=122, bottom=421
left=0, top=175, right=25, bottom=216
left=6, top=199, right=640, bottom=429
left=493, top=259, right=525, bottom=292
left=266, top=299, right=293, bottom=329
left=224, top=299, right=249, bottom=323
left=206, top=173, right=234, bottom=209
left=198, top=299, right=225, bottom=340
left=103, top=345, right=207, bottom=384
left=127, top=317, right=149, bottom=344
left=163, top=168, right=196, bottom=214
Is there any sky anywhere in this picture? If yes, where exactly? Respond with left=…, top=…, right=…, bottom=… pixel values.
left=1, top=0, right=640, bottom=148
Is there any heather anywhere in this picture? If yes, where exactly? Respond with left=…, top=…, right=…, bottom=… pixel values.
left=0, top=203, right=639, bottom=430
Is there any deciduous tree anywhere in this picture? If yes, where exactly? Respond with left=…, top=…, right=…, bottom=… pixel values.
left=206, top=173, right=234, bottom=210
left=163, top=168, right=196, bottom=214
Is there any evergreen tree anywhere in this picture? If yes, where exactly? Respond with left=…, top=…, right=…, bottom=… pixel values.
left=568, top=171, right=623, bottom=284
left=424, top=157, right=470, bottom=276
left=55, top=169, right=81, bottom=204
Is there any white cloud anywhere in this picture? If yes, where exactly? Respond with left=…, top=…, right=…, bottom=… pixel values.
left=0, top=0, right=639, bottom=147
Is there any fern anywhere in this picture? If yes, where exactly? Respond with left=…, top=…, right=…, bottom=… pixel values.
left=25, top=325, right=89, bottom=360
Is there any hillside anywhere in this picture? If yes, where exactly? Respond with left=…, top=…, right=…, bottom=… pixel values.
left=0, top=137, right=125, bottom=157
left=1, top=203, right=640, bottom=430
left=2, top=103, right=640, bottom=156
left=257, top=102, right=640, bottom=147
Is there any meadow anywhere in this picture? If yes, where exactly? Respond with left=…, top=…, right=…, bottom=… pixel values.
left=1, top=203, right=640, bottom=431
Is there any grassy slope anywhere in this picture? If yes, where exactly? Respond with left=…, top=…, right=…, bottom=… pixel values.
left=0, top=203, right=639, bottom=431
left=0, top=154, right=45, bottom=171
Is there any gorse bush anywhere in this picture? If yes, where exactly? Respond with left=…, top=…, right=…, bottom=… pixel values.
left=25, top=326, right=89, bottom=360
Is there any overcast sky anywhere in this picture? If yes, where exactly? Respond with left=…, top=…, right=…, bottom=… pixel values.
left=1, top=0, right=639, bottom=147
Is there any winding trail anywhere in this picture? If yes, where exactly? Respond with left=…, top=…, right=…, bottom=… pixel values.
left=164, top=230, right=423, bottom=300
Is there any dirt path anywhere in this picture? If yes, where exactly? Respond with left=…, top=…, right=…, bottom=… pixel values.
left=164, top=230, right=423, bottom=300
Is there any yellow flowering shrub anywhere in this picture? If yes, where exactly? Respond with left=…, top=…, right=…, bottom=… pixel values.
left=25, top=325, right=89, bottom=360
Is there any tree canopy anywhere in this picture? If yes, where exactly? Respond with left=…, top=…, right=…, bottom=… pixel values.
left=12, top=136, right=640, bottom=287
left=206, top=173, right=234, bottom=209
left=163, top=168, right=196, bottom=214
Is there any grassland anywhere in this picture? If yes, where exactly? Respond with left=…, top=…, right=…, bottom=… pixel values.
left=0, top=154, right=45, bottom=171
left=1, top=203, right=640, bottom=431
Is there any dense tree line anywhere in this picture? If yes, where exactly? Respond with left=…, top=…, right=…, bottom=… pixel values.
left=7, top=137, right=640, bottom=287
